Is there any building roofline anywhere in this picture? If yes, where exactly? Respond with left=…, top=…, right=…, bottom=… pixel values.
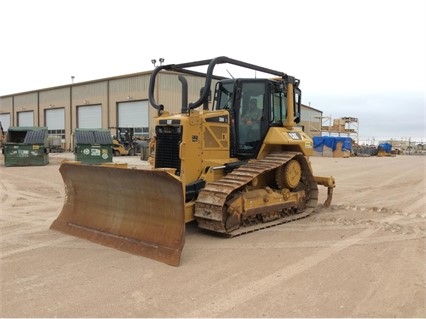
left=0, top=68, right=220, bottom=98
left=301, top=103, right=322, bottom=113
left=0, top=70, right=157, bottom=97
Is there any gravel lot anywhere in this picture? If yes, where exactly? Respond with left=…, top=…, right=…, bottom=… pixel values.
left=1, top=153, right=425, bottom=317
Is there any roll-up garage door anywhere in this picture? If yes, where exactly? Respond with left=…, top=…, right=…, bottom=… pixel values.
left=46, top=108, right=65, bottom=130
left=118, top=101, right=148, bottom=127
left=46, top=108, right=66, bottom=151
left=0, top=113, right=11, bottom=131
left=77, top=104, right=102, bottom=128
left=18, top=111, right=34, bottom=126
left=118, top=101, right=149, bottom=137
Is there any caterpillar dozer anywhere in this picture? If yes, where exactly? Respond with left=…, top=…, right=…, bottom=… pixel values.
left=50, top=56, right=335, bottom=266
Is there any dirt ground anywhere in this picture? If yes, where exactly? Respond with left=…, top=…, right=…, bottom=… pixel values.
left=0, top=153, right=425, bottom=318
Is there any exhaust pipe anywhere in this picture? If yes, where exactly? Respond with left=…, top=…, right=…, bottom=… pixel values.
left=179, top=75, right=188, bottom=113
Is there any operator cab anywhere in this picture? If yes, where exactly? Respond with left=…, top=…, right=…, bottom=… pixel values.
left=214, top=78, right=295, bottom=159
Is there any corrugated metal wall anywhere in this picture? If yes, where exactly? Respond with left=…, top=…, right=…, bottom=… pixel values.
left=39, top=87, right=71, bottom=139
left=14, top=92, right=38, bottom=107
left=0, top=96, right=13, bottom=110
left=14, top=93, right=38, bottom=126
left=300, top=106, right=322, bottom=137
left=0, top=96, right=13, bottom=128
left=39, top=87, right=70, bottom=104
left=72, top=82, right=107, bottom=102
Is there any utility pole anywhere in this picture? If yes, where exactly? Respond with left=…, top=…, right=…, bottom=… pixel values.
left=409, top=137, right=411, bottom=155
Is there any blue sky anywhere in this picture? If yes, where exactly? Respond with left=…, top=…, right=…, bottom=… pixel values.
left=1, top=0, right=424, bottom=142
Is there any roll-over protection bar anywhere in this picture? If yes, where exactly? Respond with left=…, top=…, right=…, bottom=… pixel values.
left=148, top=56, right=298, bottom=115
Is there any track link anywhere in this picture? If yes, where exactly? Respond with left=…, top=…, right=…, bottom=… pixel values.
left=194, top=152, right=318, bottom=236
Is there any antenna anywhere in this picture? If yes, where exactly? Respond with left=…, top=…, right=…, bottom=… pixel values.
left=226, top=69, right=234, bottom=79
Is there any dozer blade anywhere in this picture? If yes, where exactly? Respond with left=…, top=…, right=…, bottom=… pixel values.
left=50, top=162, right=185, bottom=266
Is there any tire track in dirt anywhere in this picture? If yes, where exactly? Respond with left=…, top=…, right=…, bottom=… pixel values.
left=0, top=169, right=63, bottom=213
left=188, top=214, right=405, bottom=317
left=322, top=156, right=423, bottom=203
left=1, top=167, right=66, bottom=259
left=187, top=203, right=426, bottom=252
left=0, top=236, right=75, bottom=259
left=312, top=204, right=426, bottom=233
left=0, top=178, right=18, bottom=210
left=0, top=169, right=64, bottom=195
left=1, top=182, right=62, bottom=224
left=332, top=168, right=421, bottom=206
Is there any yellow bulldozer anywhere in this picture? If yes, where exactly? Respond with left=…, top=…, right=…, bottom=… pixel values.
left=50, top=57, right=335, bottom=266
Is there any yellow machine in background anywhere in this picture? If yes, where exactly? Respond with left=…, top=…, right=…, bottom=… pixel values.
left=0, top=121, right=4, bottom=149
left=111, top=127, right=137, bottom=156
left=51, top=57, right=335, bottom=266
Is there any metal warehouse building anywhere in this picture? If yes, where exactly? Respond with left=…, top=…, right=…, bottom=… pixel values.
left=0, top=70, right=323, bottom=152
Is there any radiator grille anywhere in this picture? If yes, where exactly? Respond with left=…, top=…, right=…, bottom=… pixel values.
left=155, top=125, right=182, bottom=173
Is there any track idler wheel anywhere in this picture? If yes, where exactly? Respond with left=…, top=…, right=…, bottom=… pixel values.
left=276, top=159, right=302, bottom=189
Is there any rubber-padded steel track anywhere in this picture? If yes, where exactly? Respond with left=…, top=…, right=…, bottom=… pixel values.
left=194, top=152, right=318, bottom=236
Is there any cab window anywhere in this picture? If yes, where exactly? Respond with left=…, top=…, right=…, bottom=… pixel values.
left=215, top=81, right=235, bottom=110
left=271, top=92, right=286, bottom=125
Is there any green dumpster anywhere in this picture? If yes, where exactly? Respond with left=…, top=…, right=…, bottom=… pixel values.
left=74, top=128, right=113, bottom=164
left=3, top=126, right=49, bottom=167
